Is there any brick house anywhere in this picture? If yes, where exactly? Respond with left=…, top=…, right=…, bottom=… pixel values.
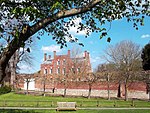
left=33, top=50, right=92, bottom=91
left=40, top=50, right=92, bottom=77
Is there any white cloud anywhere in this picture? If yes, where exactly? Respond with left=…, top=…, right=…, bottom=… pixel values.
left=69, top=26, right=89, bottom=36
left=64, top=18, right=91, bottom=44
left=72, top=17, right=82, bottom=26
left=141, top=34, right=150, bottom=38
left=65, top=35, right=78, bottom=42
left=41, top=45, right=62, bottom=53
left=66, top=18, right=91, bottom=36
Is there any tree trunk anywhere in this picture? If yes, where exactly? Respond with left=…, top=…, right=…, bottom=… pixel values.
left=0, top=64, right=7, bottom=85
left=148, top=92, right=150, bottom=101
left=64, top=88, right=67, bottom=97
left=43, top=81, right=46, bottom=96
left=124, top=83, right=128, bottom=101
left=0, top=24, right=31, bottom=84
left=117, top=81, right=121, bottom=98
left=52, top=87, right=55, bottom=93
left=26, top=81, right=29, bottom=95
left=88, top=84, right=92, bottom=99
left=107, top=74, right=110, bottom=100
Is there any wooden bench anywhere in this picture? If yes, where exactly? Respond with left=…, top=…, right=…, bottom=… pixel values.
left=57, top=102, right=77, bottom=111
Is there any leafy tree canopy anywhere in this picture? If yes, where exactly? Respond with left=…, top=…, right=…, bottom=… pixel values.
left=0, top=0, right=149, bottom=48
left=0, top=0, right=149, bottom=83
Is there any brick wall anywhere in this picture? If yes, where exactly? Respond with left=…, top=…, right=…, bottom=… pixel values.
left=34, top=81, right=147, bottom=92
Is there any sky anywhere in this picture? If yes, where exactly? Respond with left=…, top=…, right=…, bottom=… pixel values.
left=18, top=16, right=150, bottom=73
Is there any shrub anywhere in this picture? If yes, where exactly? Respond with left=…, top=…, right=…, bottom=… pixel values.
left=0, top=85, right=11, bottom=95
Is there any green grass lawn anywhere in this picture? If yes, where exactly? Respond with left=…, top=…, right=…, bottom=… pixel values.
left=0, top=92, right=149, bottom=108
left=0, top=92, right=150, bottom=113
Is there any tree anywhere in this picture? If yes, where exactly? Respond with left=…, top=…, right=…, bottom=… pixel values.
left=96, top=63, right=117, bottom=100
left=69, top=47, right=91, bottom=81
left=56, top=48, right=91, bottom=97
left=104, top=40, right=142, bottom=101
left=5, top=50, right=19, bottom=87
left=0, top=0, right=149, bottom=83
left=4, top=43, right=34, bottom=88
left=141, top=43, right=150, bottom=70
left=141, top=43, right=150, bottom=100
left=84, top=72, right=100, bottom=99
left=56, top=73, right=71, bottom=97
left=37, top=72, right=53, bottom=96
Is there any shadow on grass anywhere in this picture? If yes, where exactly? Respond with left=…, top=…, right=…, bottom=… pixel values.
left=0, top=109, right=41, bottom=113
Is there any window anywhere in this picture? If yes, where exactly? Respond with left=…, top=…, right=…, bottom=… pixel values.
left=57, top=67, right=60, bottom=74
left=50, top=68, right=53, bottom=74
left=63, top=68, right=66, bottom=74
left=57, top=60, right=60, bottom=65
left=72, top=68, right=75, bottom=74
left=77, top=68, right=80, bottom=73
left=63, top=59, right=66, bottom=65
left=44, top=69, right=47, bottom=74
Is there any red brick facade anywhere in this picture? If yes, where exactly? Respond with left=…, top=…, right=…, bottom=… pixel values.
left=40, top=50, right=92, bottom=76
left=30, top=50, right=92, bottom=91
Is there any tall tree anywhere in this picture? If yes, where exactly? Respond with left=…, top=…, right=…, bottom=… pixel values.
left=69, top=47, right=91, bottom=81
left=56, top=73, right=71, bottom=97
left=85, top=72, right=100, bottom=99
left=141, top=43, right=150, bottom=70
left=96, top=63, right=117, bottom=100
left=141, top=43, right=150, bottom=100
left=0, top=0, right=149, bottom=83
left=56, top=48, right=91, bottom=97
left=104, top=40, right=142, bottom=101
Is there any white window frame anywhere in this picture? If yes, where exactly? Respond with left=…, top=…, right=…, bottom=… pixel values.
left=49, top=67, right=53, bottom=74
left=44, top=69, right=48, bottom=74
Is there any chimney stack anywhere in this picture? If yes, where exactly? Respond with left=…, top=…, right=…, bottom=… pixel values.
left=53, top=51, right=56, bottom=59
left=87, top=52, right=90, bottom=58
left=44, top=53, right=47, bottom=61
left=48, top=55, right=51, bottom=60
left=68, top=50, right=70, bottom=58
left=84, top=51, right=87, bottom=58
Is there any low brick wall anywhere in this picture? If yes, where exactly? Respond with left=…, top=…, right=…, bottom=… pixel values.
left=54, top=89, right=118, bottom=98
left=34, top=88, right=149, bottom=99
left=19, top=80, right=149, bottom=99
left=128, top=90, right=149, bottom=99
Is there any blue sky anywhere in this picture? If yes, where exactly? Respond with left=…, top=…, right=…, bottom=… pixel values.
left=19, top=16, right=150, bottom=73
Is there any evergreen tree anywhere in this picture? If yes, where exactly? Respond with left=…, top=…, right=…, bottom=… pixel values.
left=141, top=43, right=150, bottom=70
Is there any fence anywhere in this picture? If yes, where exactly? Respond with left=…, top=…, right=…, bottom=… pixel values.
left=0, top=100, right=149, bottom=108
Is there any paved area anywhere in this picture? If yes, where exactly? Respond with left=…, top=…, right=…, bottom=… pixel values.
left=0, top=107, right=150, bottom=110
